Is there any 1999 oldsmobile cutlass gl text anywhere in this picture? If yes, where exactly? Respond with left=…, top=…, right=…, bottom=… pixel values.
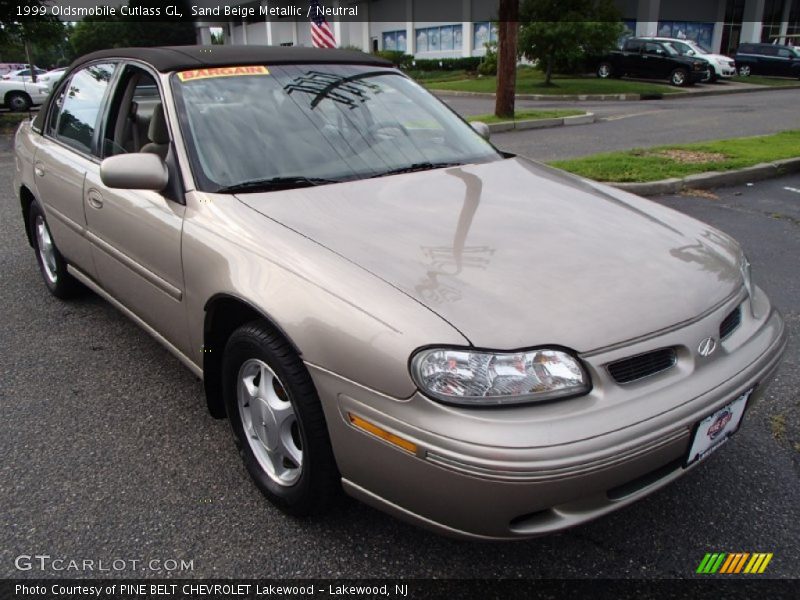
left=14, top=3, right=359, bottom=18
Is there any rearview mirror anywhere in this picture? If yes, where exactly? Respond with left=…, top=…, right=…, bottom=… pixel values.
left=687, top=49, right=696, bottom=56
left=100, top=153, right=168, bottom=191
left=471, top=121, right=491, bottom=141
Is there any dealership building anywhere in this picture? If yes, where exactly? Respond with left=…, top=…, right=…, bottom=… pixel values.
left=195, top=0, right=800, bottom=56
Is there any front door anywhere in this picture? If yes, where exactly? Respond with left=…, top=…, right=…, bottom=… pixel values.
left=83, top=65, right=190, bottom=354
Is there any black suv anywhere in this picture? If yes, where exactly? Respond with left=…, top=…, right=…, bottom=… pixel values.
left=598, top=38, right=710, bottom=86
left=735, top=43, right=800, bottom=77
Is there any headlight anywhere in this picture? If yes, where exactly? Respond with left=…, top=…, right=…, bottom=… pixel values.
left=410, top=347, right=590, bottom=407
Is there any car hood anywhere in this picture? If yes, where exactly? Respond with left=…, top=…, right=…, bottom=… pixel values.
left=707, top=53, right=734, bottom=63
left=236, top=157, right=743, bottom=352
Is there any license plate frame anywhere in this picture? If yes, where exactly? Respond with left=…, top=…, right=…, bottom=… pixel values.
left=685, top=389, right=753, bottom=467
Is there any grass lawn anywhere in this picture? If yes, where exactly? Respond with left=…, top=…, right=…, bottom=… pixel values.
left=730, top=75, right=800, bottom=87
left=549, top=130, right=800, bottom=182
left=0, top=112, right=30, bottom=134
left=466, top=108, right=585, bottom=124
left=425, top=68, right=678, bottom=96
left=404, top=69, right=470, bottom=83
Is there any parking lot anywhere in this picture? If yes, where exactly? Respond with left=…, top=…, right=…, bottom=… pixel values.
left=1, top=106, right=798, bottom=579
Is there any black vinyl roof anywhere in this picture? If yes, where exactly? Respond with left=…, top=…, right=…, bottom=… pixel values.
left=70, top=45, right=393, bottom=72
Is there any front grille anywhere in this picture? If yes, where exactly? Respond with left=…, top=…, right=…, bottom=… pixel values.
left=720, top=305, right=742, bottom=339
left=607, top=348, right=677, bottom=384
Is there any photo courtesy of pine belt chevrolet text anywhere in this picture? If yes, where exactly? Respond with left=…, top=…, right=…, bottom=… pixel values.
left=13, top=45, right=787, bottom=540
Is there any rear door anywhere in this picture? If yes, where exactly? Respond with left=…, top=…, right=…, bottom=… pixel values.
left=621, top=39, right=645, bottom=75
left=82, top=64, right=190, bottom=354
left=33, top=62, right=119, bottom=279
left=758, top=46, right=780, bottom=74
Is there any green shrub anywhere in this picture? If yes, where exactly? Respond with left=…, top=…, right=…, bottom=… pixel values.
left=372, top=50, right=412, bottom=66
left=477, top=42, right=497, bottom=76
left=407, top=57, right=482, bottom=72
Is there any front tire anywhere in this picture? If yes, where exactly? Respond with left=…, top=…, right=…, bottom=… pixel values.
left=670, top=68, right=689, bottom=86
left=597, top=62, right=613, bottom=79
left=28, top=200, right=80, bottom=298
left=223, top=321, right=340, bottom=516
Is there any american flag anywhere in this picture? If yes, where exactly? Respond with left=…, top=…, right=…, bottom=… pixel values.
left=310, top=0, right=337, bottom=48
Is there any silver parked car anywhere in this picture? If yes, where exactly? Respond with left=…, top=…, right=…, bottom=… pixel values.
left=14, top=46, right=786, bottom=540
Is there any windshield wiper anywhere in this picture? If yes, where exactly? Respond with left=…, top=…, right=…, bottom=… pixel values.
left=370, top=162, right=464, bottom=179
left=216, top=176, right=340, bottom=194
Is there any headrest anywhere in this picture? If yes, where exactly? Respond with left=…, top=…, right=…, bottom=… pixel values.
left=148, top=103, right=170, bottom=145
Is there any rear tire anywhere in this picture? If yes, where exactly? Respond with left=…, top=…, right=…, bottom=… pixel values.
left=670, top=68, right=689, bottom=87
left=738, top=65, right=751, bottom=77
left=223, top=321, right=340, bottom=516
left=6, top=91, right=31, bottom=112
left=28, top=200, right=81, bottom=299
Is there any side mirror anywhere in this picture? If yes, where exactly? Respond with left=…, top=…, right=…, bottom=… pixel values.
left=471, top=121, right=491, bottom=141
left=100, top=153, right=168, bottom=191
left=687, top=49, right=695, bottom=56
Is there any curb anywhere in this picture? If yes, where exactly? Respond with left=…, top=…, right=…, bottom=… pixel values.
left=482, top=112, right=596, bottom=133
left=661, top=83, right=800, bottom=100
left=433, top=83, right=800, bottom=103
left=609, top=157, right=800, bottom=196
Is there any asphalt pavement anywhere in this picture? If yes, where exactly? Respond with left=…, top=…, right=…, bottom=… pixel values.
left=1, top=143, right=798, bottom=578
left=440, top=87, right=800, bottom=161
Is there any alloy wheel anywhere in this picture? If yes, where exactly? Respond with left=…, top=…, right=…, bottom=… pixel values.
left=237, top=358, right=303, bottom=486
left=34, top=215, right=58, bottom=284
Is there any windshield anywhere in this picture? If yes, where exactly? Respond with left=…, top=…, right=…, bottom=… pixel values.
left=171, top=64, right=502, bottom=192
left=673, top=41, right=711, bottom=54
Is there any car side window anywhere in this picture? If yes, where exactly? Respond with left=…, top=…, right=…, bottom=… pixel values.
left=626, top=40, right=643, bottom=52
left=101, top=66, right=169, bottom=158
left=50, top=62, right=117, bottom=155
left=644, top=43, right=664, bottom=56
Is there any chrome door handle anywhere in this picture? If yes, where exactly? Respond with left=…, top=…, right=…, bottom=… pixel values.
left=87, top=191, right=104, bottom=209
left=34, top=165, right=45, bottom=177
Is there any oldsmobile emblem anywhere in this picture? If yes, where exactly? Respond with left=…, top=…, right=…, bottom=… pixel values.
left=698, top=337, right=717, bottom=357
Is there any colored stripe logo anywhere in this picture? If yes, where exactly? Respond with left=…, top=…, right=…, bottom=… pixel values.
left=696, top=552, right=773, bottom=574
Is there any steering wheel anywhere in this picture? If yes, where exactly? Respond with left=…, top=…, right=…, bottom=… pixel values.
left=343, top=120, right=410, bottom=154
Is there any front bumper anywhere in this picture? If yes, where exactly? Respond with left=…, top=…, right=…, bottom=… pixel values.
left=689, top=70, right=710, bottom=83
left=310, top=288, right=786, bottom=540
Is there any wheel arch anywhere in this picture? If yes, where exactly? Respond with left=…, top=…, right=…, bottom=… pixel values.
left=19, top=185, right=37, bottom=248
left=202, top=293, right=302, bottom=419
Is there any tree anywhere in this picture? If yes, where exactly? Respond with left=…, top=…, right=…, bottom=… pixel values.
left=494, top=0, right=519, bottom=120
left=69, top=1, right=196, bottom=57
left=1, top=1, right=68, bottom=71
left=518, top=0, right=624, bottom=86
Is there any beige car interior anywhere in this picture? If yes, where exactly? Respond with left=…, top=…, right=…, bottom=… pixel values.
left=105, top=69, right=170, bottom=159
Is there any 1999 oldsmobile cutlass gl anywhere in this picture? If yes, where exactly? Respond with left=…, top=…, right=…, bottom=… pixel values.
left=14, top=46, right=786, bottom=540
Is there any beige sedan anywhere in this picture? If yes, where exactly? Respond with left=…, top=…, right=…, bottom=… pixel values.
left=13, top=46, right=786, bottom=540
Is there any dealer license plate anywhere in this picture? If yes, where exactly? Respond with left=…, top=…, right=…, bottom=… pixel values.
left=685, top=389, right=752, bottom=467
